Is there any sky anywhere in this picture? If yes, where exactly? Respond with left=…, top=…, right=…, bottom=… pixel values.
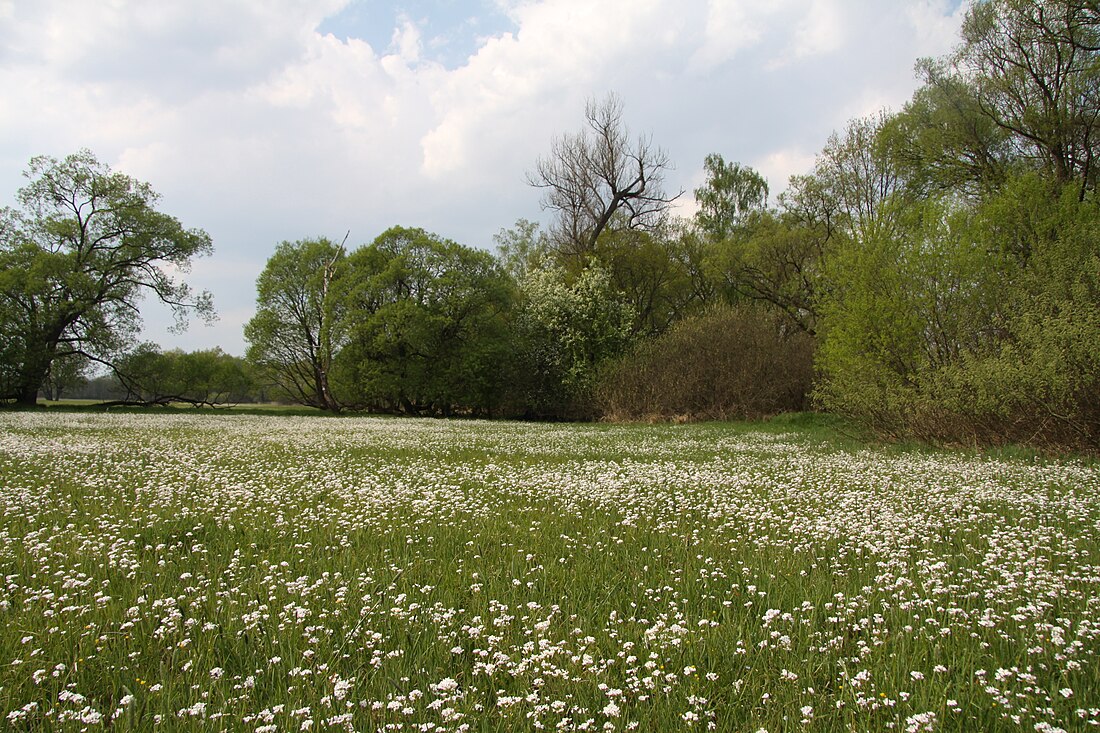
left=0, top=0, right=969, bottom=356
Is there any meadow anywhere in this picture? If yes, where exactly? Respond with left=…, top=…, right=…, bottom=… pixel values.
left=0, top=412, right=1097, bottom=732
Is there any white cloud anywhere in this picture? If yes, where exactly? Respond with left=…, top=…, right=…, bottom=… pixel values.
left=906, top=0, right=971, bottom=50
left=755, top=148, right=820, bottom=193
left=790, top=0, right=845, bottom=60
left=690, top=0, right=768, bottom=70
left=2, top=1, right=345, bottom=98
left=390, top=14, right=424, bottom=64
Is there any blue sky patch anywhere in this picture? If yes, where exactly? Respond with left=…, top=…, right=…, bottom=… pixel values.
left=318, top=0, right=518, bottom=67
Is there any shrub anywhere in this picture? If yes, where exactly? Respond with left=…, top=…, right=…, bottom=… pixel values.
left=597, top=304, right=815, bottom=421
left=815, top=179, right=1100, bottom=453
left=509, top=265, right=636, bottom=420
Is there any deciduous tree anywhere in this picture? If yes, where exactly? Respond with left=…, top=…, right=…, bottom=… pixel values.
left=338, top=227, right=514, bottom=416
left=0, top=150, right=213, bottom=406
left=953, top=0, right=1100, bottom=196
left=528, top=93, right=681, bottom=264
left=693, top=155, right=769, bottom=242
left=114, top=344, right=254, bottom=407
left=510, top=265, right=635, bottom=418
left=244, top=237, right=347, bottom=411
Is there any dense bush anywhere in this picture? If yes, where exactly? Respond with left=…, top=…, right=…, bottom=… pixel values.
left=920, top=185, right=1100, bottom=451
left=597, top=304, right=815, bottom=421
left=508, top=265, right=636, bottom=420
left=816, top=179, right=1100, bottom=452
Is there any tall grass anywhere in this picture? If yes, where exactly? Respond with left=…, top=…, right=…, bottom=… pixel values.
left=0, top=413, right=1096, bottom=731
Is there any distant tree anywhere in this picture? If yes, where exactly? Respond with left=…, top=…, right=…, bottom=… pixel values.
left=70, top=374, right=126, bottom=402
left=113, top=343, right=172, bottom=405
left=706, top=209, right=830, bottom=335
left=337, top=226, right=514, bottom=416
left=693, top=155, right=769, bottom=242
left=40, top=353, right=90, bottom=401
left=528, top=93, right=681, bottom=264
left=812, top=112, right=909, bottom=242
left=114, top=344, right=253, bottom=406
left=494, top=218, right=551, bottom=282
left=705, top=115, right=908, bottom=336
left=170, top=348, right=254, bottom=405
left=244, top=237, right=347, bottom=411
left=0, top=150, right=214, bottom=406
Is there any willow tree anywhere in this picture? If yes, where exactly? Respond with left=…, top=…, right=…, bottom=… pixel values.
left=244, top=237, right=347, bottom=411
left=337, top=227, right=514, bottom=416
left=0, top=150, right=213, bottom=406
left=954, top=0, right=1100, bottom=197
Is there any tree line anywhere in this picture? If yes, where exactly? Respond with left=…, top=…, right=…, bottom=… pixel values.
left=4, top=0, right=1099, bottom=451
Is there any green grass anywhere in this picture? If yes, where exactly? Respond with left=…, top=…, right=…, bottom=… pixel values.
left=33, top=399, right=333, bottom=418
left=0, top=412, right=1096, bottom=731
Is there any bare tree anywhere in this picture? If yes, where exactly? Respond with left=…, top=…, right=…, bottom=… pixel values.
left=528, top=93, right=681, bottom=263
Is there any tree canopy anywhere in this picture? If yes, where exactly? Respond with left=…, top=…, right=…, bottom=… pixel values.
left=0, top=150, right=213, bottom=406
left=337, top=226, right=514, bottom=416
left=244, top=237, right=347, bottom=411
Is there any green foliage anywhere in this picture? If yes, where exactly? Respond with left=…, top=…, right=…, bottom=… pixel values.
left=599, top=303, right=815, bottom=421
left=243, top=226, right=637, bottom=420
left=692, top=154, right=768, bottom=241
left=170, top=349, right=254, bottom=406
left=800, top=1, right=1100, bottom=452
left=815, top=192, right=1003, bottom=435
left=956, top=0, right=1100, bottom=193
left=40, top=353, right=90, bottom=401
left=114, top=344, right=254, bottom=406
left=509, top=265, right=635, bottom=418
left=921, top=179, right=1100, bottom=449
left=816, top=171, right=1100, bottom=450
left=704, top=208, right=828, bottom=334
left=804, top=112, right=909, bottom=242
left=592, top=225, right=701, bottom=336
left=57, top=0, right=1092, bottom=446
left=337, top=226, right=514, bottom=416
left=244, top=237, right=347, bottom=411
left=0, top=150, right=213, bottom=405
left=493, top=218, right=550, bottom=282
left=688, top=155, right=831, bottom=334
left=883, top=58, right=1011, bottom=197
left=694, top=117, right=909, bottom=339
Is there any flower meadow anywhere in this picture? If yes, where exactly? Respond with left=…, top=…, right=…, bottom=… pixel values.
left=0, top=413, right=1098, bottom=732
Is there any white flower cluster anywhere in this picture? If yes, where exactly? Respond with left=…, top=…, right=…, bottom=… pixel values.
left=0, top=412, right=1096, bottom=731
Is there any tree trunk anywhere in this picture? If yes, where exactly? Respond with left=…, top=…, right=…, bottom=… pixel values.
left=15, top=381, right=40, bottom=407
left=12, top=345, right=52, bottom=407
